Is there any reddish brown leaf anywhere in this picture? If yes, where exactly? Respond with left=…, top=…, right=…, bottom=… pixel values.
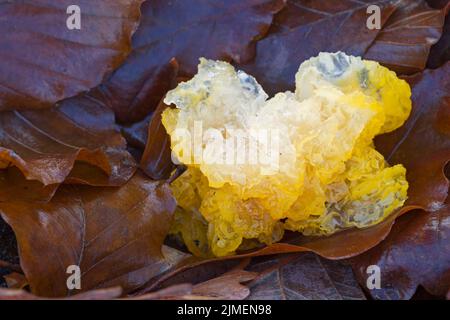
left=0, top=93, right=136, bottom=202
left=0, top=173, right=177, bottom=297
left=375, top=62, right=450, bottom=210
left=0, top=0, right=144, bottom=111
left=140, top=100, right=177, bottom=180
left=191, top=269, right=257, bottom=300
left=364, top=0, right=447, bottom=74
left=351, top=201, right=450, bottom=300
left=0, top=287, right=123, bottom=300
left=240, top=0, right=396, bottom=94
left=125, top=283, right=194, bottom=300
left=99, top=57, right=180, bottom=124
left=121, top=114, right=154, bottom=152
left=246, top=253, right=366, bottom=300
left=428, top=9, right=450, bottom=69
left=96, top=0, right=285, bottom=123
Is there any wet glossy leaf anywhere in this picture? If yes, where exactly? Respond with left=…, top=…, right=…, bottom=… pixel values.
left=0, top=0, right=144, bottom=110
left=351, top=202, right=450, bottom=300
left=376, top=62, right=450, bottom=210
left=247, top=253, right=366, bottom=300
left=241, top=0, right=446, bottom=94
left=428, top=9, right=450, bottom=69
left=240, top=0, right=396, bottom=94
left=0, top=173, right=177, bottom=297
left=97, top=0, right=285, bottom=123
left=364, top=0, right=446, bottom=74
left=140, top=100, right=177, bottom=180
left=0, top=93, right=137, bottom=202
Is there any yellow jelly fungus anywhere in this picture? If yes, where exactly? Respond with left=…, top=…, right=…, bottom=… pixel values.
left=163, top=52, right=411, bottom=257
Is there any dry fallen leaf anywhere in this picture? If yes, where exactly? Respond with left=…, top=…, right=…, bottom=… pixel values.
left=0, top=173, right=177, bottom=297
left=0, top=0, right=144, bottom=110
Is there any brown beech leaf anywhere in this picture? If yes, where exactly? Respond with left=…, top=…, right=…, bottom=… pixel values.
left=375, top=62, right=450, bottom=211
left=351, top=200, right=450, bottom=300
left=0, top=173, right=177, bottom=297
left=0, top=0, right=144, bottom=111
left=121, top=113, right=154, bottom=152
left=364, top=0, right=447, bottom=74
left=142, top=205, right=419, bottom=296
left=246, top=253, right=366, bottom=300
left=136, top=258, right=257, bottom=299
left=240, top=0, right=396, bottom=94
left=96, top=0, right=285, bottom=123
left=428, top=8, right=450, bottom=69
left=140, top=100, right=177, bottom=180
left=0, top=93, right=136, bottom=202
left=0, top=287, right=123, bottom=300
left=191, top=269, right=257, bottom=300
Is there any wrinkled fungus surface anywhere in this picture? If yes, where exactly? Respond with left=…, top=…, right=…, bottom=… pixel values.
left=162, top=52, right=412, bottom=257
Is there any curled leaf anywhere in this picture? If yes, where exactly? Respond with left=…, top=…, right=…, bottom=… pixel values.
left=0, top=93, right=137, bottom=202
left=140, top=100, right=176, bottom=180
left=0, top=173, right=177, bottom=297
left=0, top=0, right=144, bottom=110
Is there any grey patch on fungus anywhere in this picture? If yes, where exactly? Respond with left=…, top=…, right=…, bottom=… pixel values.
left=317, top=52, right=351, bottom=78
left=237, top=70, right=260, bottom=95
